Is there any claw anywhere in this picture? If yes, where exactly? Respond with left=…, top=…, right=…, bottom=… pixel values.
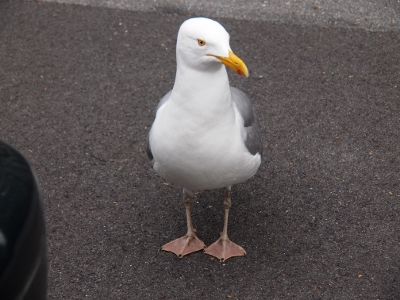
left=204, top=237, right=246, bottom=262
left=162, top=233, right=206, bottom=257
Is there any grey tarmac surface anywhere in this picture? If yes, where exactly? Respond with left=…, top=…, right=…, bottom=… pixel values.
left=1, top=0, right=400, bottom=299
left=43, top=0, right=400, bottom=31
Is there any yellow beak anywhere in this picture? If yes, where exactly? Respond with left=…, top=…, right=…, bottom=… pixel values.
left=207, top=50, right=249, bottom=78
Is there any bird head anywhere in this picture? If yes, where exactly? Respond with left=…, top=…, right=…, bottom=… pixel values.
left=176, top=18, right=249, bottom=78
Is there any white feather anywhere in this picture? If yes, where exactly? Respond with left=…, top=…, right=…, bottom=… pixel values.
left=149, top=18, right=261, bottom=192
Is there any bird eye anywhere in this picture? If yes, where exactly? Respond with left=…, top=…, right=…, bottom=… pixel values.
left=197, top=39, right=206, bottom=46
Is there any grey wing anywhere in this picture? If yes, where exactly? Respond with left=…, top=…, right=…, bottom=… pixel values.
left=230, top=87, right=263, bottom=157
left=146, top=90, right=173, bottom=160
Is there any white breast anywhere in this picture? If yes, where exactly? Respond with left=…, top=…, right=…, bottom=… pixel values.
left=149, top=99, right=261, bottom=192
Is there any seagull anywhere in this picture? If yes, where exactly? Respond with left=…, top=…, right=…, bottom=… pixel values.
left=147, top=17, right=262, bottom=262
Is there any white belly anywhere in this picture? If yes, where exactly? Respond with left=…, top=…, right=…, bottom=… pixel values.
left=149, top=102, right=261, bottom=191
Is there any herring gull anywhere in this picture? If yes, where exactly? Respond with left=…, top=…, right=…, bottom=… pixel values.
left=147, top=17, right=262, bottom=262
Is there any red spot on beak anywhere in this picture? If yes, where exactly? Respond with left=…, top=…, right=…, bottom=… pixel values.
left=237, top=70, right=243, bottom=76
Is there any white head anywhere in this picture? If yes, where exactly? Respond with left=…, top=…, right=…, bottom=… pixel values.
left=176, top=18, right=248, bottom=77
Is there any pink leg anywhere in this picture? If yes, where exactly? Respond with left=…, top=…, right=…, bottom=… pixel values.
left=204, top=187, right=246, bottom=262
left=161, top=190, right=206, bottom=258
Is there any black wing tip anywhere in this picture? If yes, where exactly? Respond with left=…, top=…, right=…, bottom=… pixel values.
left=146, top=132, right=154, bottom=160
left=146, top=144, right=153, bottom=160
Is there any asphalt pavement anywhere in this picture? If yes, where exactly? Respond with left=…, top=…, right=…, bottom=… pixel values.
left=0, top=0, right=399, bottom=299
left=43, top=0, right=400, bottom=31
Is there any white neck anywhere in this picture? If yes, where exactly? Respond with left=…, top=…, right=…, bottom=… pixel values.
left=170, top=61, right=233, bottom=122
